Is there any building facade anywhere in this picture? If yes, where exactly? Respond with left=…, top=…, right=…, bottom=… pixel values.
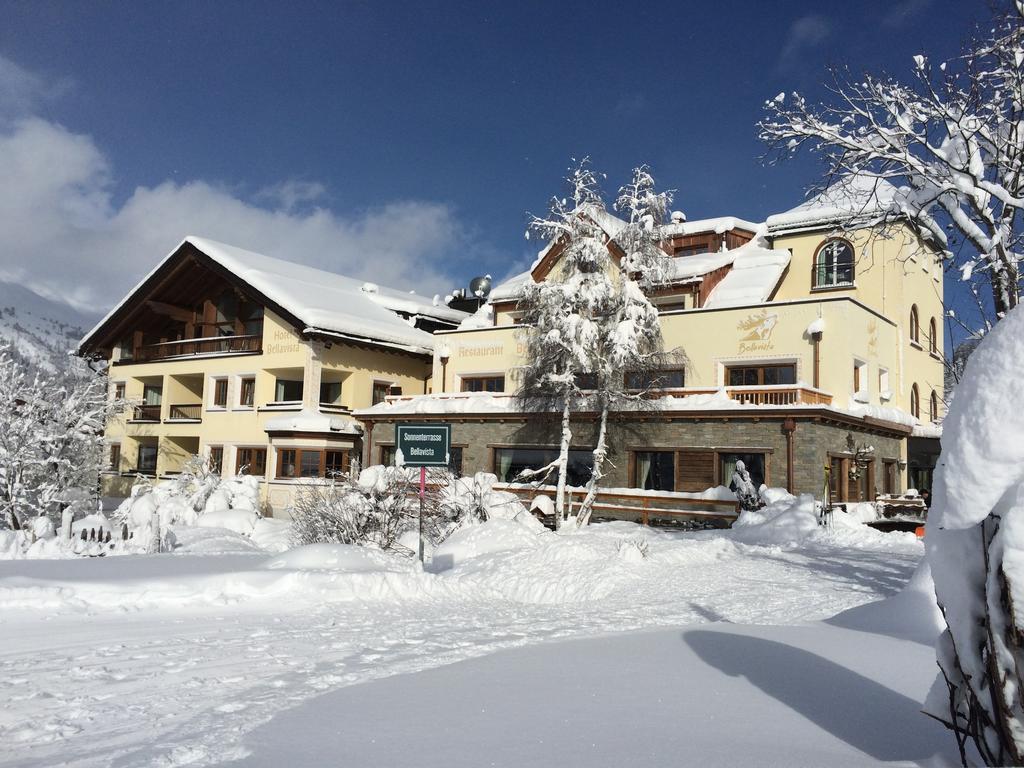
left=358, top=178, right=945, bottom=503
left=78, top=236, right=465, bottom=516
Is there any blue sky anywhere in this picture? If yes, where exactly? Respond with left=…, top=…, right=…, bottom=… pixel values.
left=0, top=0, right=983, bottom=315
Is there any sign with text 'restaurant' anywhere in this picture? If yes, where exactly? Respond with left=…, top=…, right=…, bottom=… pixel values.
left=395, top=424, right=451, bottom=467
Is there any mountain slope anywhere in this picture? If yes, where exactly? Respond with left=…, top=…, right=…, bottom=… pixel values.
left=0, top=281, right=98, bottom=373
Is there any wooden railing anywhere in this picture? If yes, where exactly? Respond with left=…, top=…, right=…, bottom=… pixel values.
left=725, top=386, right=832, bottom=406
left=132, top=404, right=161, bottom=421
left=167, top=403, right=202, bottom=421
left=131, top=334, right=261, bottom=363
left=495, top=483, right=739, bottom=526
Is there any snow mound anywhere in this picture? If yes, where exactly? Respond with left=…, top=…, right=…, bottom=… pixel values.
left=731, top=492, right=819, bottom=545
left=432, top=519, right=545, bottom=571
left=197, top=507, right=260, bottom=536
left=251, top=518, right=292, bottom=553
left=261, top=544, right=402, bottom=573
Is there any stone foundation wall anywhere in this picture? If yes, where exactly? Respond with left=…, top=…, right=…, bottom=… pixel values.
left=367, top=412, right=906, bottom=499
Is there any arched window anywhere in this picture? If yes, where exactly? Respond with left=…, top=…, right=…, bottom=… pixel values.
left=929, top=390, right=939, bottom=422
left=910, top=305, right=920, bottom=345
left=813, top=239, right=855, bottom=288
left=911, top=383, right=920, bottom=419
left=929, top=317, right=938, bottom=355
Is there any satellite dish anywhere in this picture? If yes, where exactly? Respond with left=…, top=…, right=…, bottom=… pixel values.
left=469, top=275, right=492, bottom=298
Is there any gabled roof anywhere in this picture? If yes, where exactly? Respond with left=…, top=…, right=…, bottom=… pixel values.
left=79, top=236, right=458, bottom=356
left=766, top=175, right=900, bottom=234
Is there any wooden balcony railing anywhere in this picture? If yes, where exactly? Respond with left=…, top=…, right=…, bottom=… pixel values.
left=167, top=403, right=202, bottom=421
left=132, top=404, right=162, bottom=422
left=130, top=334, right=261, bottom=363
left=725, top=386, right=832, bottom=406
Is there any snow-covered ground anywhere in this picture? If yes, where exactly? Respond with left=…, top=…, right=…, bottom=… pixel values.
left=0, top=514, right=956, bottom=767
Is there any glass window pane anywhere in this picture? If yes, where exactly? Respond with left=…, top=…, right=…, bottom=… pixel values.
left=721, top=452, right=766, bottom=491
left=319, top=381, right=342, bottom=404
left=279, top=449, right=297, bottom=478
left=300, top=451, right=321, bottom=477
left=635, top=451, right=674, bottom=491
left=275, top=379, right=303, bottom=401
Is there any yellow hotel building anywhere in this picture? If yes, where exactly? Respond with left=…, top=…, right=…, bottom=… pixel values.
left=358, top=177, right=945, bottom=504
left=78, top=236, right=466, bottom=516
left=83, top=176, right=945, bottom=514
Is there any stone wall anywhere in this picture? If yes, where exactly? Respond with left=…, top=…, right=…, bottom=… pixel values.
left=366, top=411, right=907, bottom=499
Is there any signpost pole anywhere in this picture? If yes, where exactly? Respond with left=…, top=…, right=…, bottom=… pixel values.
left=418, top=466, right=426, bottom=564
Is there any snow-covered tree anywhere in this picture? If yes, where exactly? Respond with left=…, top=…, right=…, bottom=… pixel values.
left=924, top=302, right=1024, bottom=765
left=517, top=160, right=673, bottom=528
left=0, top=345, right=117, bottom=529
left=760, top=3, right=1024, bottom=329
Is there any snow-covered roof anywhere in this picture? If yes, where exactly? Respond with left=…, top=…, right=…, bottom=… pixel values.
left=264, top=408, right=362, bottom=435
left=660, top=216, right=760, bottom=238
left=488, top=270, right=531, bottom=303
left=81, top=236, right=458, bottom=355
left=354, top=389, right=917, bottom=433
left=766, top=175, right=899, bottom=234
left=703, top=243, right=791, bottom=308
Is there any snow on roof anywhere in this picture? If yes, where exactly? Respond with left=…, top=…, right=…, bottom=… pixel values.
left=488, top=270, right=531, bottom=303
left=665, top=251, right=736, bottom=282
left=766, top=175, right=899, bottom=234
left=355, top=388, right=915, bottom=432
left=357, top=282, right=468, bottom=324
left=660, top=216, right=760, bottom=238
left=81, top=236, right=448, bottom=354
left=264, top=408, right=362, bottom=435
left=703, top=242, right=791, bottom=309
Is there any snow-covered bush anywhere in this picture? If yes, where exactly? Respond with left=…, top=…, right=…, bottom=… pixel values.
left=114, top=456, right=264, bottom=545
left=924, top=303, right=1024, bottom=765
left=290, top=467, right=529, bottom=552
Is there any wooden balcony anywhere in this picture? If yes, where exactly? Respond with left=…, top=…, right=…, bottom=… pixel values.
left=131, top=404, right=162, bottom=422
left=166, top=403, right=202, bottom=422
left=129, top=334, right=261, bottom=363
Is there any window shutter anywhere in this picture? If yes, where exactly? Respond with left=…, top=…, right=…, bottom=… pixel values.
left=678, top=451, right=716, bottom=492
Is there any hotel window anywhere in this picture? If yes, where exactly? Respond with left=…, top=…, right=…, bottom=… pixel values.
left=813, top=239, right=855, bottom=288
left=461, top=375, right=505, bottom=393
left=379, top=445, right=396, bottom=466
left=372, top=382, right=392, bottom=405
left=626, top=369, right=685, bottom=391
left=929, top=317, right=939, bottom=356
left=320, top=381, right=343, bottom=405
left=239, top=377, right=255, bottom=407
left=112, top=381, right=125, bottom=401
left=275, top=378, right=303, bottom=402
left=137, top=444, right=158, bottom=475
left=208, top=446, right=224, bottom=473
left=212, top=378, right=229, bottom=408
left=930, top=391, right=939, bottom=422
left=853, top=359, right=868, bottom=397
left=727, top=364, right=796, bottom=386
left=278, top=449, right=298, bottom=478
left=143, top=383, right=163, bottom=405
left=910, top=305, right=920, bottom=345
left=878, top=367, right=891, bottom=397
left=276, top=448, right=351, bottom=479
left=911, top=384, right=921, bottom=419
left=721, top=452, right=766, bottom=491
left=236, top=447, right=267, bottom=476
left=448, top=446, right=464, bottom=476
left=109, top=443, right=121, bottom=472
left=632, top=451, right=675, bottom=491
left=883, top=460, right=899, bottom=495
left=493, top=447, right=594, bottom=487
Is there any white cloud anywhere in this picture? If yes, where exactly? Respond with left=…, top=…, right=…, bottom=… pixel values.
left=0, top=55, right=476, bottom=314
left=778, top=15, right=832, bottom=71
left=881, top=0, right=934, bottom=29
left=0, top=56, right=69, bottom=121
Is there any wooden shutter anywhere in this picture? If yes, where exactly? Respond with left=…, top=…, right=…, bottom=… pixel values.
left=678, top=450, right=716, bottom=492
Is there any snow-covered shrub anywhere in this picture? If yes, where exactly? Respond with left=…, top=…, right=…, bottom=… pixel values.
left=291, top=466, right=416, bottom=550
left=114, top=456, right=265, bottom=546
left=924, top=304, right=1024, bottom=765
